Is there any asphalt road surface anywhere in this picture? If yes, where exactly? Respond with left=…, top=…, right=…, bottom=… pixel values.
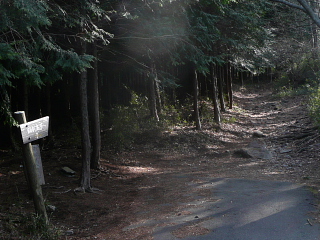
left=147, top=178, right=320, bottom=240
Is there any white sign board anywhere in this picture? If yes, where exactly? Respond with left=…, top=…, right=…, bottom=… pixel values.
left=19, top=116, right=49, bottom=144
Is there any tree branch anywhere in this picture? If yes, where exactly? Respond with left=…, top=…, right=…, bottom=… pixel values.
left=269, top=0, right=320, bottom=28
left=269, top=0, right=306, bottom=12
left=296, top=0, right=320, bottom=28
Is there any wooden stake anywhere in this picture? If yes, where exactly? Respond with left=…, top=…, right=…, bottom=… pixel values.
left=14, top=111, right=48, bottom=225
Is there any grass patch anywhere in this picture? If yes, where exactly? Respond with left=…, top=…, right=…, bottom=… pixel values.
left=222, top=116, right=237, bottom=124
left=1, top=210, right=60, bottom=239
left=276, top=85, right=312, bottom=98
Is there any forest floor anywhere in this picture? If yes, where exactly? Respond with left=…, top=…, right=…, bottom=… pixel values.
left=1, top=84, right=320, bottom=239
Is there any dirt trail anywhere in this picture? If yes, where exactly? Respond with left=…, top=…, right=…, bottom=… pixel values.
left=1, top=86, right=320, bottom=239
left=83, top=87, right=320, bottom=239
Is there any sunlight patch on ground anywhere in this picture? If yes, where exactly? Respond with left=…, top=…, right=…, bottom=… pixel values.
left=205, top=145, right=223, bottom=150
left=236, top=198, right=298, bottom=228
left=238, top=162, right=262, bottom=167
left=125, top=166, right=158, bottom=174
left=233, top=92, right=262, bottom=99
left=280, top=104, right=302, bottom=113
left=263, top=171, right=284, bottom=175
left=268, top=120, right=297, bottom=128
left=244, top=110, right=277, bottom=118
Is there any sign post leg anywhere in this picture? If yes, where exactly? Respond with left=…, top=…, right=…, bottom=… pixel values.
left=14, top=111, right=48, bottom=225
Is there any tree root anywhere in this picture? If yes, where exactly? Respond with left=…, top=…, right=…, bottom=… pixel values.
left=274, top=126, right=320, bottom=153
left=73, top=187, right=102, bottom=194
left=278, top=127, right=318, bottom=140
left=296, top=134, right=320, bottom=153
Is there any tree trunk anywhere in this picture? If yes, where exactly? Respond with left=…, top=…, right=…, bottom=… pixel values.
left=155, top=76, right=162, bottom=115
left=89, top=43, right=101, bottom=170
left=226, top=63, right=233, bottom=109
left=310, top=1, right=319, bottom=57
left=193, top=69, right=201, bottom=130
left=270, top=0, right=320, bottom=28
left=241, top=71, right=244, bottom=87
left=23, top=80, right=29, bottom=119
left=217, top=65, right=226, bottom=112
left=45, top=84, right=52, bottom=139
left=149, top=65, right=159, bottom=121
left=79, top=41, right=92, bottom=192
left=62, top=78, right=72, bottom=125
left=211, top=65, right=221, bottom=124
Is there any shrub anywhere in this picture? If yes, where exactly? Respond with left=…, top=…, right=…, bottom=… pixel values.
left=309, top=87, right=320, bottom=127
left=103, top=92, right=169, bottom=151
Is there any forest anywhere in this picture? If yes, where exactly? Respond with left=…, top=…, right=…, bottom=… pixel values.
left=1, top=0, right=320, bottom=239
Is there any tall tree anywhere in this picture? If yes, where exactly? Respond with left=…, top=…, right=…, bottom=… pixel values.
left=89, top=43, right=101, bottom=170
left=149, top=63, right=160, bottom=121
left=210, top=64, right=221, bottom=123
left=193, top=68, right=202, bottom=130
left=56, top=0, right=111, bottom=191
left=0, top=0, right=95, bottom=121
left=79, top=41, right=92, bottom=192
left=0, top=0, right=111, bottom=192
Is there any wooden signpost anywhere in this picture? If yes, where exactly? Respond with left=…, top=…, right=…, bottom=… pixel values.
left=14, top=111, right=49, bottom=224
left=32, top=144, right=46, bottom=185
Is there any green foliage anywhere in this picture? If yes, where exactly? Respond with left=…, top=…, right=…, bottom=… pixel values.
left=161, top=103, right=188, bottom=127
left=22, top=214, right=60, bottom=240
left=274, top=53, right=320, bottom=97
left=222, top=116, right=237, bottom=123
left=104, top=92, right=164, bottom=151
left=0, top=86, right=18, bottom=126
left=54, top=51, right=94, bottom=73
left=0, top=0, right=113, bottom=126
left=0, top=0, right=51, bottom=32
left=199, top=100, right=219, bottom=125
left=2, top=212, right=60, bottom=240
left=0, top=196, right=60, bottom=240
left=185, top=3, right=222, bottom=73
left=309, top=87, right=320, bottom=127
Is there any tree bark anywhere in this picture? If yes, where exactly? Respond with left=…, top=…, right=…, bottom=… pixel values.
left=297, top=0, right=320, bottom=28
left=193, top=69, right=201, bottom=130
left=155, top=76, right=162, bottom=115
left=210, top=65, right=221, bottom=123
left=217, top=65, right=226, bottom=112
left=45, top=84, right=52, bottom=139
left=79, top=41, right=92, bottom=192
left=149, top=65, right=159, bottom=121
left=23, top=80, right=29, bottom=119
left=226, top=63, right=233, bottom=109
left=270, top=0, right=306, bottom=12
left=309, top=1, right=319, bottom=52
left=89, top=43, right=101, bottom=170
left=62, top=77, right=72, bottom=125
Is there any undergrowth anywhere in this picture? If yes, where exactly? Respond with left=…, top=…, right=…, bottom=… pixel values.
left=309, top=87, right=320, bottom=128
left=102, top=92, right=181, bottom=151
left=1, top=210, right=60, bottom=239
left=102, top=93, right=220, bottom=151
left=276, top=84, right=312, bottom=98
left=273, top=76, right=320, bottom=129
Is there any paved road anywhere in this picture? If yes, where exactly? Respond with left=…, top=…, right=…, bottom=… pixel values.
left=127, top=178, right=320, bottom=240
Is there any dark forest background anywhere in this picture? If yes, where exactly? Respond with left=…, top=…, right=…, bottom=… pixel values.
left=1, top=0, right=320, bottom=191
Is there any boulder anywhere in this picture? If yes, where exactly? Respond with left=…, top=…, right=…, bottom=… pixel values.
left=252, top=130, right=266, bottom=138
left=234, top=139, right=272, bottom=160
